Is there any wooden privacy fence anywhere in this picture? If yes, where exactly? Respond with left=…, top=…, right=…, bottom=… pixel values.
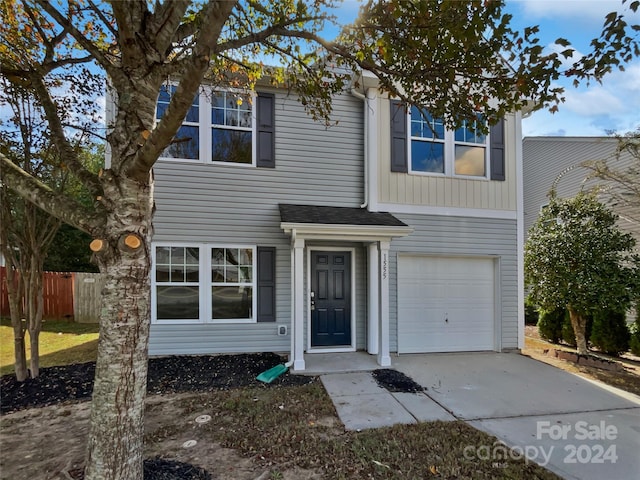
left=0, top=267, right=104, bottom=323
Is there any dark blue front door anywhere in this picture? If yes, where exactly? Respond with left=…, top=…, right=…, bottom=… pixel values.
left=311, top=251, right=351, bottom=347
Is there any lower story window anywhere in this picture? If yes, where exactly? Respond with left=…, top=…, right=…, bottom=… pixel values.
left=153, top=244, right=256, bottom=323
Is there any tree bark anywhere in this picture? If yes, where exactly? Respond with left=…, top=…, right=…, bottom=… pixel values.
left=5, top=264, right=28, bottom=381
left=84, top=173, right=153, bottom=480
left=568, top=308, right=589, bottom=355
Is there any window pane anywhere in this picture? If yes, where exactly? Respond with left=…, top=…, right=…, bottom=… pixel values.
left=455, top=146, right=486, bottom=176
left=239, top=266, right=252, bottom=282
left=239, top=248, right=252, bottom=265
left=157, top=286, right=199, bottom=319
left=212, top=265, right=225, bottom=283
left=212, top=129, right=252, bottom=163
left=171, top=247, right=185, bottom=264
left=162, top=125, right=199, bottom=159
left=212, top=248, right=225, bottom=265
left=156, top=246, right=170, bottom=265
left=156, top=264, right=170, bottom=282
left=185, top=248, right=199, bottom=265
left=212, top=286, right=252, bottom=319
left=226, top=266, right=239, bottom=283
left=185, top=266, right=199, bottom=282
left=411, top=140, right=444, bottom=173
left=169, top=266, right=185, bottom=283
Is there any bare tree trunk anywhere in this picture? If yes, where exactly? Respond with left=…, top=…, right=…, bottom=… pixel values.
left=84, top=175, right=153, bottom=480
left=5, top=265, right=28, bottom=381
left=568, top=308, right=589, bottom=355
left=27, top=258, right=44, bottom=377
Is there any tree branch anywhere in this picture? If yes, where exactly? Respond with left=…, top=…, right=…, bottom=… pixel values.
left=125, top=0, right=237, bottom=180
left=34, top=0, right=123, bottom=85
left=0, top=153, right=104, bottom=235
left=29, top=73, right=104, bottom=199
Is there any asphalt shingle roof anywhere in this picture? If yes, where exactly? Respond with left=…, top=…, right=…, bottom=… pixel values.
left=279, top=204, right=408, bottom=227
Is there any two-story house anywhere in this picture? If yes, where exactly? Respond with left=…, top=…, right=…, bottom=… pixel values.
left=148, top=71, right=525, bottom=371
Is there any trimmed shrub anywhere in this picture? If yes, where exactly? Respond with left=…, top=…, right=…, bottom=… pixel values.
left=537, top=308, right=565, bottom=343
left=629, top=307, right=640, bottom=356
left=525, top=297, right=539, bottom=325
left=590, top=310, right=630, bottom=356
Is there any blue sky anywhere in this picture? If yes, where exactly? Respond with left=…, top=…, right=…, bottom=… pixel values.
left=334, top=0, right=639, bottom=138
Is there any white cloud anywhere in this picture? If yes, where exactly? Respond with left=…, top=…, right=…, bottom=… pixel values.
left=563, top=88, right=625, bottom=116
left=515, top=0, right=636, bottom=23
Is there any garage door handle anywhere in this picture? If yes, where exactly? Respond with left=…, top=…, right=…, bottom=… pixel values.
left=445, top=313, right=448, bottom=323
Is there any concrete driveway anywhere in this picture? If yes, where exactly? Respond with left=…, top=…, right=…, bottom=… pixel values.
left=392, top=352, right=640, bottom=480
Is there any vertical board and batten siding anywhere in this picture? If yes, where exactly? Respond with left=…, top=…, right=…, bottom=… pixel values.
left=376, top=95, right=518, bottom=212
left=523, top=137, right=639, bottom=246
left=388, top=214, right=518, bottom=352
left=149, top=91, right=365, bottom=355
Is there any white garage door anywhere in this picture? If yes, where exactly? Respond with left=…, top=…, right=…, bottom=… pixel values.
left=398, top=256, right=495, bottom=353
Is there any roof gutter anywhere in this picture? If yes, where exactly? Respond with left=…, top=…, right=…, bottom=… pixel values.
left=351, top=86, right=368, bottom=208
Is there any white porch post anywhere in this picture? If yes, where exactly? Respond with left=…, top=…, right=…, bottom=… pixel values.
left=367, top=242, right=379, bottom=354
left=378, top=241, right=391, bottom=366
left=292, top=237, right=306, bottom=371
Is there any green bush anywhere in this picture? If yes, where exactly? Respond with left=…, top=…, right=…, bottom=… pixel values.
left=537, top=308, right=565, bottom=343
left=524, top=296, right=539, bottom=325
left=590, top=310, right=630, bottom=356
left=629, top=307, right=640, bottom=356
left=562, top=311, right=593, bottom=347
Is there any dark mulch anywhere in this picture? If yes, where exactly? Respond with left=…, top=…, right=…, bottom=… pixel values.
left=69, top=457, right=212, bottom=480
left=1, top=353, right=311, bottom=415
left=372, top=368, right=425, bottom=393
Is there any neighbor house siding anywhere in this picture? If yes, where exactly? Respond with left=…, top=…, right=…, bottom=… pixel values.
left=388, top=214, right=518, bottom=352
left=149, top=91, right=365, bottom=355
left=523, top=137, right=639, bottom=246
left=374, top=94, right=518, bottom=212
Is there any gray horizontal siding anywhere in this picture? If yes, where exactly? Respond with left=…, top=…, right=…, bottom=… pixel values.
left=523, top=137, right=639, bottom=245
left=389, top=214, right=518, bottom=352
left=149, top=91, right=364, bottom=355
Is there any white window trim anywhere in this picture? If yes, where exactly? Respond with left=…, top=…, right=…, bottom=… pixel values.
left=151, top=242, right=257, bottom=324
left=156, top=84, right=257, bottom=166
left=407, top=112, right=490, bottom=180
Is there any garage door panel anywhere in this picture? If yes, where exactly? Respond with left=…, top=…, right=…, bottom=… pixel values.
left=398, top=256, right=496, bottom=353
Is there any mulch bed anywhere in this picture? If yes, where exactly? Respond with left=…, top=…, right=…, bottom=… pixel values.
left=1, top=353, right=312, bottom=415
left=69, top=458, right=212, bottom=480
left=372, top=368, right=425, bottom=393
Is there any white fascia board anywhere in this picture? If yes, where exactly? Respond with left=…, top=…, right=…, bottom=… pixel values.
left=375, top=202, right=518, bottom=220
left=280, top=222, right=413, bottom=241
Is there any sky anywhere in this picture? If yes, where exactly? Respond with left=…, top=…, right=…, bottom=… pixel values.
left=334, top=0, right=640, bottom=138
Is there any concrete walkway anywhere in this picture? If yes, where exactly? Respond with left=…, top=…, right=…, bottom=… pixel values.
left=321, top=353, right=640, bottom=480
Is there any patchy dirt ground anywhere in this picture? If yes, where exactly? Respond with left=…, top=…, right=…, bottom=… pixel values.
left=0, top=390, right=324, bottom=480
left=0, top=354, right=316, bottom=480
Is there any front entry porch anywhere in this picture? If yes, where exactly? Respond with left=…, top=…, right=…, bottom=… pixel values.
left=296, top=351, right=381, bottom=375
left=279, top=204, right=412, bottom=372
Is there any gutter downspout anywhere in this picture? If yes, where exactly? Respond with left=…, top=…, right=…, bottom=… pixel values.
left=351, top=88, right=368, bottom=208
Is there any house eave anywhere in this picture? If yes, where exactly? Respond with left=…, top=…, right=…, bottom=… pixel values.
left=280, top=222, right=413, bottom=242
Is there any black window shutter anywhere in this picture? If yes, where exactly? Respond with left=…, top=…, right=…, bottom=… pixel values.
left=257, top=246, right=276, bottom=322
left=390, top=100, right=408, bottom=173
left=256, top=92, right=275, bottom=168
left=490, top=119, right=505, bottom=181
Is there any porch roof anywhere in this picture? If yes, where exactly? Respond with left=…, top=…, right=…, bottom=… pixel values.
left=279, top=204, right=412, bottom=241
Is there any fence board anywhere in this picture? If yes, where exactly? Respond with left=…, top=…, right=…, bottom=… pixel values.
left=74, top=273, right=104, bottom=323
left=1, top=267, right=103, bottom=322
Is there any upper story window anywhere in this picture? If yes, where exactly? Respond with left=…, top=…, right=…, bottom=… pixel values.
left=156, top=85, right=275, bottom=168
left=391, top=100, right=505, bottom=181
left=409, top=106, right=487, bottom=178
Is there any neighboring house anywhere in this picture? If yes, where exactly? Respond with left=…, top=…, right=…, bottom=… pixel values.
left=146, top=71, right=524, bottom=371
left=523, top=136, right=639, bottom=247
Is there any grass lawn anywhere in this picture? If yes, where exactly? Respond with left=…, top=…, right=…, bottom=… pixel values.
left=0, top=318, right=99, bottom=376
